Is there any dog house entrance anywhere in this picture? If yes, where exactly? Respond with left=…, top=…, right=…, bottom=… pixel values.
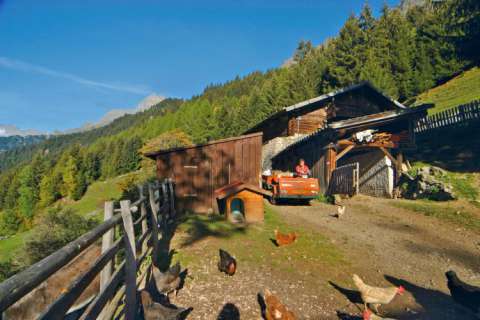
left=230, top=198, right=245, bottom=223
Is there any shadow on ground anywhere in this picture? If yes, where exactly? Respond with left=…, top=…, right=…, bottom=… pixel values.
left=217, top=303, right=240, bottom=320
left=178, top=214, right=247, bottom=248
left=384, top=275, right=477, bottom=320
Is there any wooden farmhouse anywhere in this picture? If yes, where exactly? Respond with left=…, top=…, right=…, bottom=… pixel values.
left=145, top=133, right=263, bottom=214
left=245, top=82, right=431, bottom=197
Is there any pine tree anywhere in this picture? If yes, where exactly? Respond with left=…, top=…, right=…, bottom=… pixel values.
left=17, top=165, right=38, bottom=224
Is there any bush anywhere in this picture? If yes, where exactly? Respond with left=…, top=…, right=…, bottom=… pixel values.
left=0, top=209, right=22, bottom=236
left=0, top=259, right=22, bottom=282
left=22, top=208, right=98, bottom=265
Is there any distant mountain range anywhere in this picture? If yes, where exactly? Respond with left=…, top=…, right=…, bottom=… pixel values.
left=63, top=94, right=165, bottom=134
left=0, top=135, right=47, bottom=152
left=0, top=124, right=44, bottom=137
left=0, top=94, right=165, bottom=138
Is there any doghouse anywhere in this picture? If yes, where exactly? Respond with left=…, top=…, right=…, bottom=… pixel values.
left=214, top=182, right=271, bottom=223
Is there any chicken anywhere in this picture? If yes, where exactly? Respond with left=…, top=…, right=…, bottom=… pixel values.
left=352, top=274, right=405, bottom=314
left=445, top=270, right=480, bottom=316
left=363, top=308, right=397, bottom=320
left=151, top=262, right=182, bottom=296
left=140, top=290, right=189, bottom=320
left=274, top=229, right=298, bottom=246
left=218, top=249, right=237, bottom=276
left=264, top=289, right=297, bottom=320
left=332, top=205, right=346, bottom=218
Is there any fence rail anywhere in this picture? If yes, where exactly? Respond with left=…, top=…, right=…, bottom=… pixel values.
left=0, top=178, right=175, bottom=320
left=327, top=162, right=359, bottom=196
left=415, top=100, right=480, bottom=133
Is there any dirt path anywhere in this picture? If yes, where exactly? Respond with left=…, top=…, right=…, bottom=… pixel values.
left=276, top=196, right=480, bottom=319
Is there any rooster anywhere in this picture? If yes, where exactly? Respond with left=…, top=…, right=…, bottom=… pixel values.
left=218, top=249, right=237, bottom=276
left=151, top=262, right=182, bottom=296
left=445, top=270, right=480, bottom=316
left=332, top=205, right=346, bottom=218
left=274, top=229, right=298, bottom=246
left=264, top=289, right=297, bottom=320
left=140, top=290, right=189, bottom=320
left=352, top=274, right=405, bottom=314
left=363, top=309, right=397, bottom=320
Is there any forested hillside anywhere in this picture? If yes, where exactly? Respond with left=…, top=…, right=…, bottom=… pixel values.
left=0, top=136, right=46, bottom=153
left=0, top=0, right=478, bottom=237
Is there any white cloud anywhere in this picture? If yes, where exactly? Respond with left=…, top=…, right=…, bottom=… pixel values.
left=0, top=56, right=150, bottom=95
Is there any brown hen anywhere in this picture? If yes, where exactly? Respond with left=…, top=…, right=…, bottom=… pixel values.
left=264, top=289, right=297, bottom=320
left=274, top=229, right=297, bottom=246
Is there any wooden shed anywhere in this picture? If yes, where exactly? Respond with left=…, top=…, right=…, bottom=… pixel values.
left=145, top=133, right=263, bottom=214
left=214, top=182, right=271, bottom=223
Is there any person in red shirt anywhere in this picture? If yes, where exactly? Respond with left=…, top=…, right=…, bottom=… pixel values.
left=295, top=158, right=311, bottom=177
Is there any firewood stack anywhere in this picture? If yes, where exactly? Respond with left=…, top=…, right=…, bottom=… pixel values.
left=371, top=132, right=392, bottom=144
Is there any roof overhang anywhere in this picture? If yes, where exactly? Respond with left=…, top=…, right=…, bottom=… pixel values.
left=327, top=104, right=432, bottom=131
left=244, top=82, right=408, bottom=134
left=144, top=132, right=263, bottom=159
left=214, top=181, right=272, bottom=199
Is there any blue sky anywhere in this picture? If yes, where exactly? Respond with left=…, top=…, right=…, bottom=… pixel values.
left=0, top=0, right=398, bottom=133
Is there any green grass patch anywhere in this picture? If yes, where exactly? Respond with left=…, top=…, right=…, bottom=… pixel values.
left=0, top=231, right=30, bottom=263
left=65, top=176, right=123, bottom=216
left=414, top=67, right=480, bottom=114
left=173, top=205, right=344, bottom=275
left=409, top=162, right=479, bottom=201
left=393, top=200, right=480, bottom=233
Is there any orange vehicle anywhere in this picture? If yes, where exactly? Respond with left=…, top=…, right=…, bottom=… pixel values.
left=262, top=173, right=320, bottom=204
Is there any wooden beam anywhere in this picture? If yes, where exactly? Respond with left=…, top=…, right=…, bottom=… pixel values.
left=336, top=145, right=355, bottom=162
left=379, top=146, right=399, bottom=168
left=100, top=202, right=115, bottom=292
left=120, top=200, right=136, bottom=320
left=0, top=214, right=122, bottom=313
left=148, top=183, right=160, bottom=267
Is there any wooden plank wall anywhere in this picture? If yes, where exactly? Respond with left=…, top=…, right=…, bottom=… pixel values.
left=155, top=134, right=262, bottom=213
left=287, top=108, right=327, bottom=135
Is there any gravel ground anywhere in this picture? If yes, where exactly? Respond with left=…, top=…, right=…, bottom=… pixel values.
left=164, top=197, right=480, bottom=319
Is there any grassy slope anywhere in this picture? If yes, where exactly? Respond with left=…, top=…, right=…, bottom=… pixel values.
left=0, top=177, right=123, bottom=263
left=173, top=205, right=344, bottom=276
left=414, top=67, right=480, bottom=114
left=392, top=161, right=480, bottom=233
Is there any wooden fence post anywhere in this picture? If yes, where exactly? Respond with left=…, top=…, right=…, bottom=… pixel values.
left=167, top=179, right=175, bottom=218
left=138, top=185, right=148, bottom=255
left=120, top=200, right=136, bottom=320
left=100, top=202, right=115, bottom=292
left=148, top=183, right=160, bottom=265
left=161, top=182, right=169, bottom=219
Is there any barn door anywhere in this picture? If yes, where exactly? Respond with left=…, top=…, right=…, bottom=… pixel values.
left=327, top=162, right=359, bottom=196
left=181, top=157, right=213, bottom=213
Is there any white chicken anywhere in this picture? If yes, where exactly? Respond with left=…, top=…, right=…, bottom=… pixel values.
left=333, top=205, right=346, bottom=218
left=353, top=274, right=405, bottom=314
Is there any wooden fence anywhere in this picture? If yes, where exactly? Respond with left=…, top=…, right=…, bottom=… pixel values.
left=327, top=162, right=359, bottom=196
left=415, top=100, right=480, bottom=133
left=0, top=179, right=175, bottom=320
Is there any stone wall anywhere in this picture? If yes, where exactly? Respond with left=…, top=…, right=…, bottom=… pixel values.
left=261, top=134, right=306, bottom=171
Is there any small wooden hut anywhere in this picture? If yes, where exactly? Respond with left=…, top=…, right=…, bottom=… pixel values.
left=145, top=133, right=263, bottom=214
